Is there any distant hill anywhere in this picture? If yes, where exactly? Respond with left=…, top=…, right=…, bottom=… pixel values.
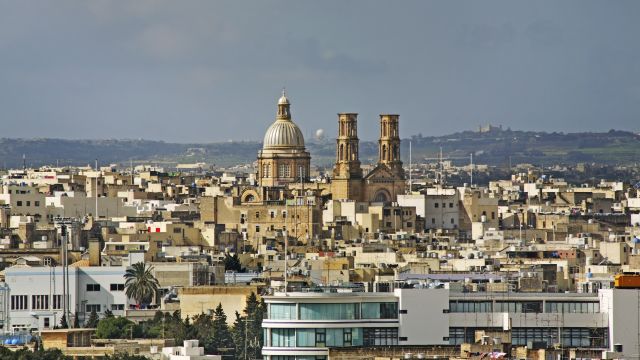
left=1, top=128, right=639, bottom=169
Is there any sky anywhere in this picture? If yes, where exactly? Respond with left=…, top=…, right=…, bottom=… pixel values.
left=0, top=1, right=639, bottom=143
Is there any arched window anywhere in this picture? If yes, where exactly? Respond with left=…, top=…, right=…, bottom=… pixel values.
left=339, top=144, right=344, bottom=161
left=382, top=145, right=387, bottom=161
left=393, top=145, right=399, bottom=160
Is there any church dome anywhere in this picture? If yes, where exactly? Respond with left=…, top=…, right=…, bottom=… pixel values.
left=262, top=91, right=305, bottom=150
left=263, top=119, right=305, bottom=149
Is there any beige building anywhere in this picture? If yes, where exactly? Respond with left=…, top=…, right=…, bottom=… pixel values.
left=331, top=113, right=406, bottom=203
left=257, top=92, right=310, bottom=187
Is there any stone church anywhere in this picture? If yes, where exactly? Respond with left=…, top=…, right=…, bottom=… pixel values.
left=254, top=91, right=406, bottom=203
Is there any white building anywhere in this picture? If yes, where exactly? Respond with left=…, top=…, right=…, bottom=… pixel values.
left=262, top=287, right=638, bottom=360
left=161, top=340, right=221, bottom=360
left=397, top=187, right=459, bottom=230
left=2, top=265, right=131, bottom=332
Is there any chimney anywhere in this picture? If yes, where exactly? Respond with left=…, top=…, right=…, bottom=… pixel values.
left=88, top=238, right=101, bottom=266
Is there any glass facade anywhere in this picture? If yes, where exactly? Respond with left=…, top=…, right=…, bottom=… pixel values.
left=449, top=327, right=478, bottom=345
left=449, top=301, right=493, bottom=313
left=272, top=328, right=295, bottom=347
left=292, top=328, right=364, bottom=347
left=494, top=301, right=542, bottom=313
left=299, top=303, right=360, bottom=320
left=545, top=301, right=600, bottom=313
left=361, top=302, right=398, bottom=319
left=363, top=327, right=398, bottom=346
left=271, top=303, right=297, bottom=320
left=448, top=300, right=600, bottom=314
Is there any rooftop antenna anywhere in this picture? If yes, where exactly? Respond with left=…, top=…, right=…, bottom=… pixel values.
left=284, top=199, right=288, bottom=295
left=408, top=141, right=412, bottom=194
left=470, top=152, right=474, bottom=187
left=95, top=159, right=99, bottom=220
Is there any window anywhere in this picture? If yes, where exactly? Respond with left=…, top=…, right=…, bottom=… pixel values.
left=110, top=284, right=125, bottom=291
left=271, top=328, right=295, bottom=347
left=255, top=225, right=260, bottom=233
left=11, top=295, right=28, bottom=310
left=111, top=304, right=125, bottom=311
left=26, top=201, right=31, bottom=206
left=449, top=301, right=493, bottom=313
left=326, top=328, right=344, bottom=347
left=34, top=201, right=40, bottom=206
left=53, top=295, right=62, bottom=310
left=449, top=202, right=454, bottom=208
left=494, top=301, right=542, bottom=313
left=270, top=303, right=296, bottom=320
left=32, top=295, right=49, bottom=310
left=315, top=328, right=326, bottom=347
left=434, top=203, right=439, bottom=208
left=16, top=201, right=22, bottom=206
left=44, top=317, right=50, bottom=328
left=343, top=328, right=352, bottom=346
left=361, top=302, right=398, bottom=319
left=449, top=327, right=477, bottom=345
left=296, top=329, right=315, bottom=347
left=363, top=328, right=398, bottom=346
left=255, top=211, right=260, bottom=219
left=278, top=164, right=291, bottom=178
left=173, top=227, right=182, bottom=234
left=115, top=245, right=125, bottom=251
left=545, top=301, right=599, bottom=313
left=86, top=304, right=101, bottom=313
left=299, top=303, right=360, bottom=320
left=86, top=284, right=100, bottom=292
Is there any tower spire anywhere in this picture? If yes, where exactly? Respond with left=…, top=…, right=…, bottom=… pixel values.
left=277, top=89, right=291, bottom=120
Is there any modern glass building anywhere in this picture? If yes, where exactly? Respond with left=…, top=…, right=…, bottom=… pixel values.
left=262, top=287, right=634, bottom=360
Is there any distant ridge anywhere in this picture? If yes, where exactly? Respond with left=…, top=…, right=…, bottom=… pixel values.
left=1, top=128, right=639, bottom=168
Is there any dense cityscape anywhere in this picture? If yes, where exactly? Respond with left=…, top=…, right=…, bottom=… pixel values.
left=3, top=1, right=640, bottom=359
left=0, top=92, right=638, bottom=359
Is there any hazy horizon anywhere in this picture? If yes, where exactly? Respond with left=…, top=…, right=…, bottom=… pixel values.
left=1, top=1, right=639, bottom=142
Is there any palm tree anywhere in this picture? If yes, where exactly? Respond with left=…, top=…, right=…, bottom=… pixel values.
left=124, top=262, right=160, bottom=307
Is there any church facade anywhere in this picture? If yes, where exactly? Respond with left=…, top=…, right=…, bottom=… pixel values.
left=330, top=113, right=406, bottom=203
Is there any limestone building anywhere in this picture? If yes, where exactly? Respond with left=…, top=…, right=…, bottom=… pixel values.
left=331, top=113, right=406, bottom=202
left=257, top=91, right=310, bottom=187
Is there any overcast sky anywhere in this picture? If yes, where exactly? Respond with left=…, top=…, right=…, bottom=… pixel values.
left=1, top=1, right=639, bottom=142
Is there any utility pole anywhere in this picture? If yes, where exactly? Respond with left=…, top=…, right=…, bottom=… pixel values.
left=470, top=152, right=474, bottom=187
left=284, top=201, right=288, bottom=295
left=408, top=141, right=412, bottom=194
left=95, top=159, right=99, bottom=220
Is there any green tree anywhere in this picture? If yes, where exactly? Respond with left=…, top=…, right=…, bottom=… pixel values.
left=105, top=354, right=149, bottom=360
left=85, top=309, right=99, bottom=328
left=96, top=316, right=141, bottom=339
left=103, top=308, right=114, bottom=318
left=191, top=312, right=215, bottom=353
left=212, top=303, right=235, bottom=357
left=72, top=312, right=80, bottom=328
left=0, top=347, right=70, bottom=360
left=232, top=292, right=266, bottom=359
left=58, top=314, right=68, bottom=329
left=223, top=253, right=243, bottom=272
left=124, top=262, right=160, bottom=306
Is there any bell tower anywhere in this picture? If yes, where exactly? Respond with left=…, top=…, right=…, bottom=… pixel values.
left=331, top=113, right=364, bottom=200
left=333, top=113, right=362, bottom=179
left=378, top=114, right=404, bottom=177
